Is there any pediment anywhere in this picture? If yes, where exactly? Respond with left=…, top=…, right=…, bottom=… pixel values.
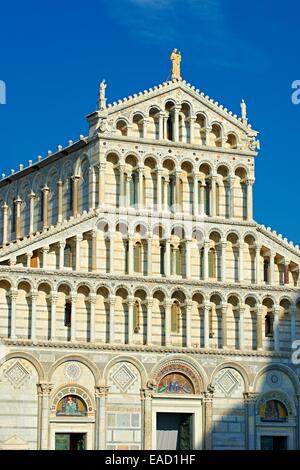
left=0, top=434, right=29, bottom=449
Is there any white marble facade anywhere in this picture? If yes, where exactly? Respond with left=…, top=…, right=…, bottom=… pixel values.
left=0, top=65, right=300, bottom=450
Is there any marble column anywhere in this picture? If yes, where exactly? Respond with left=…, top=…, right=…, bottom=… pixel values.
left=246, top=178, right=254, bottom=220
left=92, top=230, right=97, bottom=272
left=128, top=236, right=134, bottom=275
left=30, top=290, right=38, bottom=341
left=127, top=296, right=134, bottom=344
left=95, top=386, right=109, bottom=450
left=109, top=231, right=115, bottom=274
left=2, top=203, right=8, bottom=244
left=97, top=162, right=106, bottom=207
left=72, top=176, right=80, bottom=217
left=173, top=105, right=180, bottom=141
left=203, top=389, right=214, bottom=449
left=42, top=187, right=50, bottom=229
left=138, top=166, right=144, bottom=208
left=57, top=181, right=63, bottom=223
left=89, top=294, right=96, bottom=342
left=204, top=301, right=211, bottom=348
left=255, top=244, right=261, bottom=285
left=185, top=238, right=191, bottom=279
left=126, top=173, right=132, bottom=207
left=119, top=164, right=125, bottom=207
left=273, top=306, right=280, bottom=352
left=199, top=181, right=205, bottom=215
left=14, top=197, right=22, bottom=238
left=193, top=172, right=199, bottom=216
left=243, top=392, right=257, bottom=450
left=221, top=302, right=228, bottom=349
left=156, top=168, right=163, bottom=211
left=291, top=306, right=297, bottom=344
left=165, top=299, right=172, bottom=346
left=29, top=192, right=36, bottom=234
left=165, top=238, right=171, bottom=277
left=70, top=293, right=77, bottom=342
left=210, top=175, right=217, bottom=217
left=175, top=170, right=182, bottom=212
left=146, top=297, right=153, bottom=345
left=158, top=112, right=164, bottom=140
left=37, top=383, right=53, bottom=450
left=42, top=246, right=49, bottom=270
left=147, top=236, right=153, bottom=276
left=75, top=235, right=82, bottom=271
left=256, top=305, right=263, bottom=350
left=163, top=177, right=169, bottom=211
left=50, top=292, right=58, bottom=341
left=89, top=166, right=96, bottom=210
left=186, top=301, right=192, bottom=348
left=141, top=388, right=153, bottom=450
left=59, top=241, right=66, bottom=270
left=27, top=252, right=32, bottom=268
left=109, top=295, right=116, bottom=343
left=229, top=176, right=236, bottom=218
left=238, top=242, right=245, bottom=282
left=239, top=304, right=246, bottom=350
left=189, top=116, right=196, bottom=144
left=142, top=119, right=148, bottom=139
left=203, top=241, right=209, bottom=280
left=269, top=250, right=275, bottom=285
left=220, top=241, right=227, bottom=282
left=9, top=290, right=17, bottom=340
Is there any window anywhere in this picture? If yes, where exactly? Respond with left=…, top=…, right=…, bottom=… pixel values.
left=11, top=202, right=16, bottom=234
left=160, top=243, right=165, bottom=275
left=171, top=302, right=180, bottom=333
left=265, top=313, right=273, bottom=337
left=130, top=173, right=138, bottom=206
left=64, top=302, right=72, bottom=327
left=176, top=246, right=182, bottom=276
left=208, top=248, right=216, bottom=278
left=263, top=260, right=269, bottom=283
left=167, top=116, right=173, bottom=140
left=134, top=242, right=142, bottom=273
left=168, top=176, right=174, bottom=208
left=64, top=244, right=73, bottom=268
left=69, top=177, right=74, bottom=212
left=133, top=301, right=141, bottom=333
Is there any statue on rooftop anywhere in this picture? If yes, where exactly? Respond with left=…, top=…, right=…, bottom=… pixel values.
left=170, top=48, right=182, bottom=80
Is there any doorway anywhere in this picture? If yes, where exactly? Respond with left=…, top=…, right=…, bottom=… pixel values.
left=156, top=413, right=193, bottom=450
left=55, top=433, right=86, bottom=450
left=260, top=436, right=287, bottom=450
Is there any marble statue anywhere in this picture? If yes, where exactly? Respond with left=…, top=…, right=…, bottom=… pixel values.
left=170, top=48, right=182, bottom=80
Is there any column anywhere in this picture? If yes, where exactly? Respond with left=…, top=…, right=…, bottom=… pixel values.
left=2, top=203, right=8, bottom=244
left=89, top=294, right=96, bottom=342
left=220, top=241, right=227, bottom=282
left=30, top=290, right=38, bottom=341
left=128, top=236, right=134, bottom=275
left=95, top=386, right=109, bottom=450
left=72, top=176, right=80, bottom=217
left=163, top=177, right=169, bottom=211
left=158, top=112, right=164, bottom=140
left=42, top=246, right=49, bottom=270
left=156, top=168, right=162, bottom=211
left=238, top=241, right=245, bottom=282
left=203, top=241, right=209, bottom=280
left=98, top=162, right=106, bottom=207
left=221, top=302, right=228, bottom=349
left=175, top=170, right=182, bottom=212
left=50, top=292, right=58, bottom=341
left=210, top=175, right=217, bottom=217
left=229, top=176, right=235, bottom=218
left=37, top=383, right=53, bottom=450
left=186, top=301, right=192, bottom=348
left=284, top=261, right=290, bottom=285
left=141, top=388, right=153, bottom=450
left=27, top=252, right=32, bottom=268
left=126, top=173, right=132, bottom=207
left=9, top=289, right=18, bottom=339
left=203, top=389, right=214, bottom=449
left=147, top=236, right=152, bottom=276
left=199, top=181, right=205, bottom=214
left=14, top=197, right=22, bottom=238
left=146, top=297, right=153, bottom=345
left=138, top=166, right=144, bottom=208
left=163, top=114, right=168, bottom=140
left=109, top=231, right=115, bottom=274
left=244, top=393, right=257, bottom=450
left=256, top=304, right=263, bottom=350
left=165, top=239, right=171, bottom=277
left=142, top=118, right=148, bottom=139
left=165, top=299, right=172, bottom=346
left=127, top=296, right=134, bottom=344
left=92, top=230, right=97, bottom=272
left=239, top=304, right=246, bottom=350
left=193, top=172, right=199, bottom=216
left=89, top=166, right=96, bottom=210
left=75, top=235, right=82, bottom=271
left=185, top=239, right=191, bottom=279
left=291, top=306, right=297, bottom=344
left=273, top=306, right=280, bottom=352
left=109, top=295, right=116, bottom=343
left=57, top=181, right=63, bottom=223
left=70, top=293, right=77, bottom=342
left=119, top=164, right=125, bottom=207
left=246, top=178, right=254, bottom=220
left=173, top=105, right=180, bottom=141
left=255, top=244, right=261, bottom=284
left=42, top=187, right=50, bottom=229
left=59, top=241, right=65, bottom=270
left=29, top=192, right=36, bottom=234
left=269, top=250, right=275, bottom=285
left=204, top=301, right=210, bottom=348
left=189, top=116, right=196, bottom=144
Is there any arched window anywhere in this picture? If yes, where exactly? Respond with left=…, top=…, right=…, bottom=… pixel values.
left=11, top=202, right=17, bottom=234
left=64, top=244, right=73, bottom=268
left=205, top=182, right=210, bottom=215
left=168, top=176, right=175, bottom=208
left=167, top=116, right=173, bottom=140
left=130, top=173, right=138, bottom=206
left=134, top=242, right=142, bottom=273
left=133, top=301, right=141, bottom=333
left=171, top=302, right=180, bottom=333
left=263, top=259, right=269, bottom=283
left=160, top=243, right=165, bottom=275
left=208, top=248, right=216, bottom=278
left=69, top=177, right=74, bottom=212
left=64, top=302, right=72, bottom=327
left=125, top=240, right=129, bottom=273
left=176, top=246, right=182, bottom=276
left=265, top=313, right=274, bottom=337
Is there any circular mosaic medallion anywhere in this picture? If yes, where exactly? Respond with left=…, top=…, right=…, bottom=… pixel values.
left=64, top=362, right=81, bottom=381
left=267, top=371, right=282, bottom=388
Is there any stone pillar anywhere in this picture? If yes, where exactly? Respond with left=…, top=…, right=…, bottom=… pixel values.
left=42, top=246, right=49, bottom=270
left=89, top=166, right=96, bottom=210
left=156, top=168, right=163, bottom=211
left=70, top=293, right=77, bottom=342
left=221, top=302, right=228, bottom=349
left=173, top=105, right=180, bottom=141
left=59, top=241, right=66, bottom=270
left=37, top=383, right=53, bottom=450
left=128, top=296, right=134, bottom=344
left=147, top=297, right=153, bottom=345
left=89, top=294, right=96, bottom=343
left=284, top=261, right=290, bottom=285
left=238, top=241, right=245, bottom=282
left=204, top=301, right=211, bottom=348
left=30, top=290, right=38, bottom=341
left=27, top=252, right=32, bottom=268
left=95, top=386, right=109, bottom=450
left=273, top=306, right=280, bottom=352
left=185, top=238, right=191, bottom=279
left=2, top=203, right=8, bottom=244
left=175, top=170, right=182, bottom=212
left=199, top=181, right=205, bottom=215
left=98, top=162, right=106, bottom=207
left=126, top=173, right=132, bottom=207
left=57, top=181, right=63, bottom=223
left=29, top=192, right=36, bottom=234
left=163, top=177, right=169, bottom=211
left=165, top=238, right=171, bottom=277
left=269, top=250, right=275, bottom=285
left=186, top=301, right=192, bottom=348
left=14, top=197, right=22, bottom=238
left=72, top=176, right=80, bottom=217
left=193, top=172, right=199, bottom=216
left=165, top=299, right=172, bottom=346
left=42, top=187, right=50, bottom=229
left=210, top=175, right=217, bottom=217
left=141, top=388, right=153, bottom=450
left=239, top=304, right=246, bottom=350
left=109, top=295, right=116, bottom=343
left=9, top=289, right=18, bottom=340
left=220, top=241, right=227, bottom=282
left=229, top=176, right=236, bottom=218
left=189, top=116, right=196, bottom=144
left=256, top=304, right=263, bottom=350
left=255, top=244, right=261, bottom=284
left=119, top=164, right=125, bottom=207
left=109, top=231, right=115, bottom=274
left=203, top=388, right=214, bottom=449
left=147, top=236, right=152, bottom=276
left=75, top=235, right=82, bottom=271
left=163, top=114, right=168, bottom=140
left=203, top=240, right=209, bottom=280
left=138, top=166, right=144, bottom=208
left=50, top=292, right=58, bottom=341
left=158, top=112, right=164, bottom=140
left=92, top=230, right=97, bottom=272
left=128, top=236, right=134, bottom=275
left=243, top=392, right=257, bottom=450
left=246, top=178, right=254, bottom=220
left=291, top=306, right=297, bottom=344
left=142, top=119, right=148, bottom=139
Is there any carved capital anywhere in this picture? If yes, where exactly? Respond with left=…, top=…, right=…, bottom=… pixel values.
left=95, top=386, right=109, bottom=398
left=37, top=382, right=53, bottom=396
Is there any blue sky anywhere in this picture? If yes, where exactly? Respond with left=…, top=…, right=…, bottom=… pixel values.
left=0, top=0, right=299, bottom=243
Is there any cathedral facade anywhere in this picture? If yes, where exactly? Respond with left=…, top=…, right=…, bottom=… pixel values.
left=0, top=53, right=300, bottom=450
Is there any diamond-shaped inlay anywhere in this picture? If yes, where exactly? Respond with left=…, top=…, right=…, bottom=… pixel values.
left=216, top=369, right=239, bottom=397
left=111, top=363, right=137, bottom=392
left=4, top=361, right=31, bottom=388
